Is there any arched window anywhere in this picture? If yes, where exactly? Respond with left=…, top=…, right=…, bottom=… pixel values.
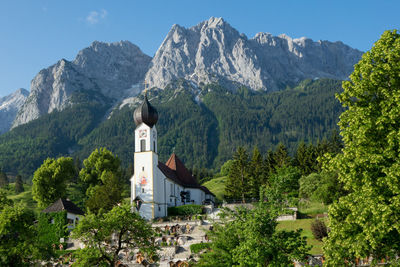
left=140, top=139, right=146, bottom=152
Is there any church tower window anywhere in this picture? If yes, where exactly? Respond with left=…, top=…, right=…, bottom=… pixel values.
left=140, top=140, right=146, bottom=152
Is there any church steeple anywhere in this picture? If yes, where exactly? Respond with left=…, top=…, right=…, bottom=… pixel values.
left=133, top=93, right=158, bottom=128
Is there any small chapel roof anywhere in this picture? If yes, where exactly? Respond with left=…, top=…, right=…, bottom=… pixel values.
left=42, top=198, right=84, bottom=215
left=158, top=153, right=215, bottom=196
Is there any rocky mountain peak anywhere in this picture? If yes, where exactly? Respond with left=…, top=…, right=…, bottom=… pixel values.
left=12, top=40, right=151, bottom=128
left=8, top=17, right=363, bottom=132
left=145, top=17, right=363, bottom=91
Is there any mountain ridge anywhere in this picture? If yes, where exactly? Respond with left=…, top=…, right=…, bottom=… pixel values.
left=145, top=17, right=362, bottom=90
left=5, top=17, right=362, bottom=133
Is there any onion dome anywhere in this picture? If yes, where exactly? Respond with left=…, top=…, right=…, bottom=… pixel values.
left=133, top=93, right=158, bottom=127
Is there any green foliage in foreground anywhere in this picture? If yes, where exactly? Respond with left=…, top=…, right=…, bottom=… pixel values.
left=190, top=242, right=211, bottom=254
left=197, top=196, right=310, bottom=267
left=323, top=30, right=400, bottom=265
left=167, top=204, right=204, bottom=216
left=37, top=211, right=68, bottom=250
left=0, top=203, right=39, bottom=266
left=71, top=203, right=158, bottom=266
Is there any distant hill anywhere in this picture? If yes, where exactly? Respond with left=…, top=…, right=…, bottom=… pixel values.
left=0, top=78, right=343, bottom=179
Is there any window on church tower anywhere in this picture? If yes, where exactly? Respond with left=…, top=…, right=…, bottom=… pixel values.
left=142, top=188, right=145, bottom=193
left=140, top=139, right=146, bottom=152
left=153, top=141, right=156, bottom=152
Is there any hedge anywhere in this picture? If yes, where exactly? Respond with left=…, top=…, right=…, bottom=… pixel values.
left=190, top=242, right=211, bottom=254
left=167, top=204, right=204, bottom=216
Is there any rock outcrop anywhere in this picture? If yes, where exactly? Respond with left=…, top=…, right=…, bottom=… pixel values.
left=0, top=88, right=29, bottom=134
left=12, top=41, right=151, bottom=128
left=145, top=17, right=362, bottom=90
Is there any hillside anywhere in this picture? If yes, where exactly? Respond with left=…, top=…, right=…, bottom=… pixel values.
left=0, top=78, right=343, bottom=179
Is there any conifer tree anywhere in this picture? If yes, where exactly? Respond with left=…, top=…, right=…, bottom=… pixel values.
left=273, top=143, right=291, bottom=169
left=0, top=169, right=8, bottom=188
left=248, top=147, right=265, bottom=198
left=295, top=142, right=316, bottom=176
left=14, top=175, right=24, bottom=194
left=224, top=147, right=250, bottom=202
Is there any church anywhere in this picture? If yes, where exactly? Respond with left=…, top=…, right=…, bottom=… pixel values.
left=130, top=94, right=215, bottom=220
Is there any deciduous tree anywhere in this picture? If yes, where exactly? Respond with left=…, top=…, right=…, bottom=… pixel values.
left=197, top=193, right=310, bottom=266
left=0, top=203, right=36, bottom=266
left=79, top=148, right=123, bottom=213
left=323, top=30, right=400, bottom=265
left=71, top=203, right=158, bottom=266
left=32, top=157, right=75, bottom=209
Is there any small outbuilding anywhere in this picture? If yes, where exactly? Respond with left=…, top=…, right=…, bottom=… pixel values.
left=42, top=198, right=84, bottom=229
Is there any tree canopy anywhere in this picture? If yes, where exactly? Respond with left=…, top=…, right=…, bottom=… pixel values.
left=323, top=30, right=400, bottom=264
left=71, top=203, right=158, bottom=266
left=0, top=203, right=36, bottom=266
left=32, top=157, right=76, bottom=209
left=79, top=148, right=123, bottom=213
left=197, top=194, right=310, bottom=266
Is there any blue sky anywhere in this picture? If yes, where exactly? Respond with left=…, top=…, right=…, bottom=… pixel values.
left=0, top=0, right=399, bottom=97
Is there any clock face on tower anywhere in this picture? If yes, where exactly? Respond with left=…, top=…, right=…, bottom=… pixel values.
left=139, top=129, right=147, bottom=138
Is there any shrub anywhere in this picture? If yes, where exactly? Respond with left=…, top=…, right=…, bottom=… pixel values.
left=190, top=242, right=211, bottom=254
left=167, top=204, right=204, bottom=216
left=37, top=211, right=69, bottom=247
left=311, top=219, right=328, bottom=241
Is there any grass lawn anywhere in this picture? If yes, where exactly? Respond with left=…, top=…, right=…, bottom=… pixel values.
left=202, top=176, right=226, bottom=202
left=298, top=201, right=328, bottom=217
left=6, top=183, right=40, bottom=212
left=277, top=218, right=327, bottom=255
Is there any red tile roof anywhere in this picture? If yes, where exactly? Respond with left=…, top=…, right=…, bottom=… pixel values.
left=158, top=153, right=215, bottom=196
left=165, top=153, right=199, bottom=186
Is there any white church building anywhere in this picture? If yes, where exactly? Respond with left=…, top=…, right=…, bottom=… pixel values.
left=130, top=94, right=215, bottom=220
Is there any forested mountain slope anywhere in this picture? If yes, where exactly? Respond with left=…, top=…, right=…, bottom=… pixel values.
left=0, top=78, right=343, bottom=179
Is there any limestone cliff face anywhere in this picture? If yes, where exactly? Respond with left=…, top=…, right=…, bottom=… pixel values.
left=145, top=17, right=362, bottom=91
left=0, top=88, right=29, bottom=134
left=12, top=41, right=151, bottom=128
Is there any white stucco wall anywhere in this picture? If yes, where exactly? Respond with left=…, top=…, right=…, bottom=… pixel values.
left=66, top=212, right=81, bottom=229
left=131, top=123, right=213, bottom=219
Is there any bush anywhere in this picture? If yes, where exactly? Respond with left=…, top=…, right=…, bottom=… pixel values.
left=167, top=204, right=204, bottom=216
left=190, top=242, right=211, bottom=254
left=37, top=211, right=69, bottom=248
left=311, top=219, right=328, bottom=241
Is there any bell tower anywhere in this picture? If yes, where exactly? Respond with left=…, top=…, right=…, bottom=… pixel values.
left=131, top=91, right=161, bottom=220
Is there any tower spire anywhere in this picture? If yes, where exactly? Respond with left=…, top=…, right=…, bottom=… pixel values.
left=133, top=83, right=158, bottom=127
